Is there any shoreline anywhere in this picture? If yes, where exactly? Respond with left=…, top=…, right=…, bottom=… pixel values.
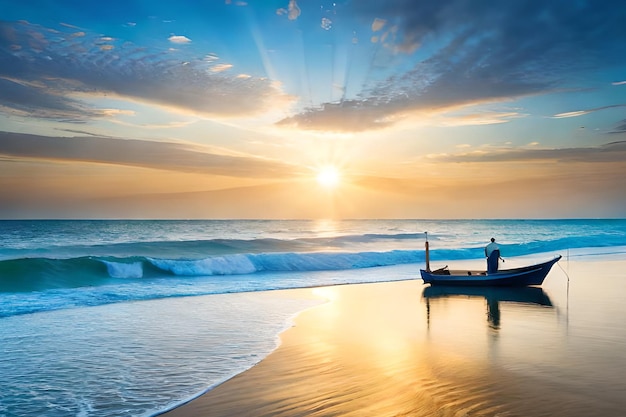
left=160, top=254, right=626, bottom=417
left=159, top=279, right=435, bottom=417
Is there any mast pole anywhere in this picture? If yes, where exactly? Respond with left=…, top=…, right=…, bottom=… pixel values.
left=425, top=231, right=431, bottom=272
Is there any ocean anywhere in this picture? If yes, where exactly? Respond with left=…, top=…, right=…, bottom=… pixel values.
left=1, top=219, right=625, bottom=416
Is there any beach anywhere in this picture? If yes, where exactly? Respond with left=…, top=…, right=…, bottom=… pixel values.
left=2, top=219, right=626, bottom=416
left=162, top=255, right=626, bottom=417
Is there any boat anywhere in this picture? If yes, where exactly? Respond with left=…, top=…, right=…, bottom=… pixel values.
left=420, top=233, right=561, bottom=286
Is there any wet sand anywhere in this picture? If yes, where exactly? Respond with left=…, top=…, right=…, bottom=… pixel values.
left=163, top=258, right=626, bottom=417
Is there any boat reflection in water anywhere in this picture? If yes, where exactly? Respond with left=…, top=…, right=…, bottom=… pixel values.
left=422, top=286, right=553, bottom=329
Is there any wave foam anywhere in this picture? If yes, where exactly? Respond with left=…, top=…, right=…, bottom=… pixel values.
left=102, top=261, right=144, bottom=279
left=149, top=254, right=257, bottom=276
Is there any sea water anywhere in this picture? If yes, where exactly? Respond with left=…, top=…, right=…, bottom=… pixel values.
left=1, top=219, right=625, bottom=416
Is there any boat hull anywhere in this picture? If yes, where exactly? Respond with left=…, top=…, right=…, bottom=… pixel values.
left=420, top=255, right=561, bottom=287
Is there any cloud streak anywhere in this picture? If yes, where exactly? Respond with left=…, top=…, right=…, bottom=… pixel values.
left=552, top=104, right=626, bottom=119
left=0, top=131, right=298, bottom=178
left=430, top=141, right=626, bottom=164
left=0, top=77, right=98, bottom=122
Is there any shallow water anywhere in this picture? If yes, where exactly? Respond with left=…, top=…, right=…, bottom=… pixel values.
left=159, top=258, right=626, bottom=417
left=0, top=291, right=321, bottom=417
left=420, top=258, right=626, bottom=416
left=2, top=257, right=625, bottom=416
left=2, top=219, right=624, bottom=318
left=1, top=219, right=625, bottom=416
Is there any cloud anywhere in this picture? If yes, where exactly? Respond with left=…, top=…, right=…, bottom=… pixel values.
left=429, top=141, right=626, bottom=164
left=210, top=63, right=233, bottom=73
left=553, top=105, right=626, bottom=135
left=60, top=22, right=82, bottom=30
left=168, top=35, right=191, bottom=44
left=0, top=131, right=299, bottom=178
left=0, top=21, right=291, bottom=121
left=280, top=0, right=626, bottom=132
left=611, top=121, right=626, bottom=134
left=277, top=100, right=397, bottom=132
left=0, top=77, right=99, bottom=121
left=371, top=18, right=387, bottom=32
left=552, top=104, right=626, bottom=119
left=276, top=0, right=301, bottom=21
left=438, top=111, right=523, bottom=126
left=552, top=111, right=590, bottom=119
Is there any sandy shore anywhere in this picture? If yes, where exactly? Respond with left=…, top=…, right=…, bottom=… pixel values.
left=162, top=280, right=442, bottom=417
left=162, top=257, right=626, bottom=417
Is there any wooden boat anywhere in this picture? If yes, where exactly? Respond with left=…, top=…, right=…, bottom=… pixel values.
left=420, top=234, right=561, bottom=286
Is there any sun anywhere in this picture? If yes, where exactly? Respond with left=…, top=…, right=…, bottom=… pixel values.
left=316, top=166, right=341, bottom=188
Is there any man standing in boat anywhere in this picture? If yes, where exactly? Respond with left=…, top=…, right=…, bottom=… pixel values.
left=485, top=238, right=500, bottom=273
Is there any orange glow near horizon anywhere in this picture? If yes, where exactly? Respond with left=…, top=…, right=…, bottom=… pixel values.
left=0, top=3, right=625, bottom=219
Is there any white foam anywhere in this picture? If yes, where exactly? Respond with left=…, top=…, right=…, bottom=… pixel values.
left=149, top=254, right=257, bottom=276
left=103, top=261, right=144, bottom=278
left=249, top=250, right=422, bottom=272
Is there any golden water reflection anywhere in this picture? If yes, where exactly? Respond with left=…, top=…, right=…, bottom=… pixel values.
left=423, top=285, right=553, bottom=329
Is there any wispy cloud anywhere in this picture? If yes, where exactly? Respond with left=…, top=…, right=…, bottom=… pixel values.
left=59, top=22, right=82, bottom=30
left=226, top=0, right=249, bottom=6
left=552, top=104, right=626, bottom=119
left=371, top=18, right=386, bottom=32
left=279, top=0, right=626, bottom=132
left=611, top=120, right=626, bottom=134
left=0, top=77, right=99, bottom=122
left=429, top=141, right=626, bottom=164
left=552, top=111, right=591, bottom=119
left=277, top=100, right=397, bottom=132
left=439, top=112, right=523, bottom=126
left=168, top=35, right=191, bottom=44
left=0, top=21, right=291, bottom=121
left=276, top=0, right=301, bottom=21
left=210, top=64, right=233, bottom=73
left=0, top=131, right=299, bottom=178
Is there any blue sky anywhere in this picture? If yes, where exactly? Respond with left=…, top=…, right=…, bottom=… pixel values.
left=1, top=0, right=625, bottom=218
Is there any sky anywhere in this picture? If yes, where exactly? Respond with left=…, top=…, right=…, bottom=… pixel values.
left=1, top=0, right=625, bottom=219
